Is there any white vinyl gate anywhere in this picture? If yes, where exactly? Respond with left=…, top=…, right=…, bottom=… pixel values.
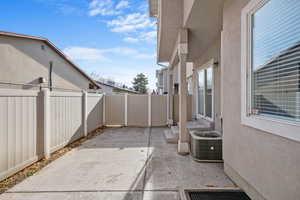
left=105, top=94, right=168, bottom=127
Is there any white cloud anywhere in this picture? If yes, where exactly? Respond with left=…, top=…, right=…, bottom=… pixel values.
left=123, top=37, right=139, bottom=43
left=88, top=0, right=130, bottom=16
left=88, top=0, right=118, bottom=16
left=64, top=47, right=108, bottom=61
left=123, top=31, right=156, bottom=43
left=116, top=0, right=129, bottom=9
left=103, top=47, right=138, bottom=55
left=107, top=13, right=155, bottom=33
left=63, top=46, right=155, bottom=61
left=140, top=31, right=156, bottom=42
left=106, top=12, right=156, bottom=43
left=90, top=65, right=157, bottom=89
left=134, top=53, right=156, bottom=59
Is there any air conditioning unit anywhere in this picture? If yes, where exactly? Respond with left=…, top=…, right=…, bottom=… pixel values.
left=189, top=130, right=222, bottom=162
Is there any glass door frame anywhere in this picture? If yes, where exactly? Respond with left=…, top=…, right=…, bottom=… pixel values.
left=196, top=59, right=215, bottom=122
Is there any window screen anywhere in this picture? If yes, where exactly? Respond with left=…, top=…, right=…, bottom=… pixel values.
left=187, top=77, right=193, bottom=95
left=198, top=70, right=205, bottom=115
left=206, top=68, right=213, bottom=118
left=198, top=68, right=213, bottom=118
left=251, top=0, right=300, bottom=121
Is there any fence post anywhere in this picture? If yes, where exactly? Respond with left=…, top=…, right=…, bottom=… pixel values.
left=124, top=94, right=128, bottom=126
left=42, top=88, right=51, bottom=159
left=103, top=93, right=106, bottom=125
left=82, top=91, right=87, bottom=137
left=148, top=94, right=152, bottom=127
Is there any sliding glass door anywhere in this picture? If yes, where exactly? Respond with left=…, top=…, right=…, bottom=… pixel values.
left=198, top=67, right=213, bottom=120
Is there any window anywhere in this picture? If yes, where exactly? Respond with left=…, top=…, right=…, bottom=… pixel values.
left=206, top=68, right=213, bottom=118
left=197, top=66, right=213, bottom=120
left=251, top=0, right=300, bottom=121
left=241, top=0, right=300, bottom=141
left=198, top=70, right=205, bottom=116
left=187, top=77, right=193, bottom=95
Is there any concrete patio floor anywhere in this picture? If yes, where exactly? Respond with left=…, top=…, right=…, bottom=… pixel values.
left=0, top=127, right=235, bottom=200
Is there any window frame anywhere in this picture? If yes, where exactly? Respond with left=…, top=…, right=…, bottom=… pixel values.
left=187, top=76, right=193, bottom=95
left=241, top=0, right=300, bottom=142
left=196, top=59, right=214, bottom=122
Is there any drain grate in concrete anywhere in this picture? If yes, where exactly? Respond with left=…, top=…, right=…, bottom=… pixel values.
left=185, top=190, right=251, bottom=200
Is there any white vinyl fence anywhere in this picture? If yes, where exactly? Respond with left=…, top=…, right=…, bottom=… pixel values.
left=151, top=95, right=168, bottom=126
left=87, top=93, right=104, bottom=133
left=50, top=92, right=83, bottom=153
left=127, top=95, right=149, bottom=126
left=0, top=89, right=168, bottom=181
left=104, top=95, right=125, bottom=126
left=0, top=89, right=103, bottom=181
left=105, top=94, right=168, bottom=127
left=0, top=89, right=39, bottom=182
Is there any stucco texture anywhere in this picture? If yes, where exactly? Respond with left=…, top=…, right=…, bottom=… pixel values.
left=222, top=0, right=300, bottom=199
left=0, top=36, right=91, bottom=91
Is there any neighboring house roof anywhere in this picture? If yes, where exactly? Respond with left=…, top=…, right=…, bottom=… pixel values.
left=255, top=41, right=300, bottom=72
left=0, top=31, right=100, bottom=89
left=97, top=81, right=139, bottom=94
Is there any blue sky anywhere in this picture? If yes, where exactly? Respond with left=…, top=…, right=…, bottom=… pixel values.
left=0, top=0, right=158, bottom=88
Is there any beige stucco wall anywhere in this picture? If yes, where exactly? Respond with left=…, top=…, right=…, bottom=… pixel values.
left=173, top=94, right=192, bottom=122
left=183, top=0, right=195, bottom=26
left=0, top=36, right=92, bottom=91
left=158, top=0, right=183, bottom=62
left=193, top=38, right=222, bottom=131
left=222, top=0, right=300, bottom=199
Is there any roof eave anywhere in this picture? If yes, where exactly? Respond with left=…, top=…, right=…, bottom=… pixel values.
left=149, top=0, right=158, bottom=18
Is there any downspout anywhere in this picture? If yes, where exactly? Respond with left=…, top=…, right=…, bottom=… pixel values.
left=49, top=61, right=53, bottom=91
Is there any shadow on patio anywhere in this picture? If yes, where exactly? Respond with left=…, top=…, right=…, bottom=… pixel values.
left=0, top=127, right=235, bottom=200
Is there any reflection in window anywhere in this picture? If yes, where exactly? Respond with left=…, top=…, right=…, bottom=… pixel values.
left=198, top=71, right=205, bottom=115
left=198, top=68, right=213, bottom=119
left=187, top=77, right=193, bottom=95
left=251, top=0, right=300, bottom=121
left=206, top=68, right=213, bottom=118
